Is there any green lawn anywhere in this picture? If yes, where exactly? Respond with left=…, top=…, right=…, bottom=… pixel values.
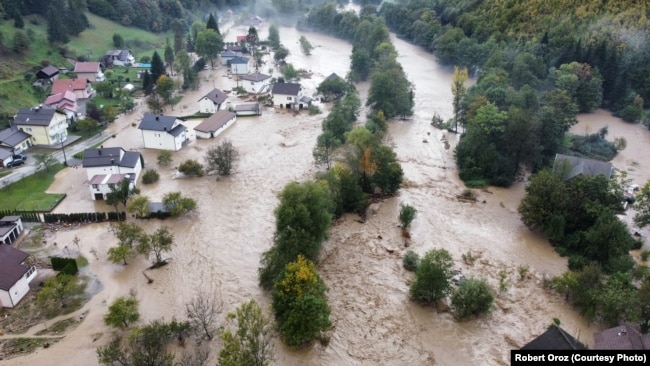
left=0, top=164, right=66, bottom=211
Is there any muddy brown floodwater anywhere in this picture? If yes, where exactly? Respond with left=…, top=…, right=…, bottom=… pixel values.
left=8, top=24, right=650, bottom=366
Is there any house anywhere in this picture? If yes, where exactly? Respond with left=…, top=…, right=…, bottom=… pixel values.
left=73, top=62, right=105, bottom=82
left=88, top=173, right=135, bottom=201
left=235, top=103, right=261, bottom=116
left=0, top=244, right=37, bottom=308
left=229, top=56, right=249, bottom=75
left=220, top=50, right=243, bottom=65
left=198, top=88, right=229, bottom=114
left=51, top=78, right=94, bottom=100
left=138, top=114, right=189, bottom=151
left=0, top=148, right=12, bottom=168
left=236, top=35, right=248, bottom=44
left=227, top=45, right=243, bottom=53
left=594, top=324, right=650, bottom=350
left=240, top=72, right=271, bottom=94
left=13, top=107, right=68, bottom=146
left=553, top=153, right=615, bottom=181
left=271, top=83, right=307, bottom=110
left=0, top=216, right=24, bottom=245
left=0, top=126, right=32, bottom=155
left=194, top=111, right=237, bottom=139
left=36, top=65, right=60, bottom=84
left=44, top=90, right=79, bottom=122
left=82, top=146, right=143, bottom=181
left=521, top=326, right=587, bottom=350
left=103, top=49, right=135, bottom=67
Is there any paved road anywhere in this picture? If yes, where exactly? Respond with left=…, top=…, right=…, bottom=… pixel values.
left=0, top=131, right=111, bottom=187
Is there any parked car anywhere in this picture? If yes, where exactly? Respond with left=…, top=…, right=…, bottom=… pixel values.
left=6, top=158, right=25, bottom=168
left=13, top=153, right=27, bottom=161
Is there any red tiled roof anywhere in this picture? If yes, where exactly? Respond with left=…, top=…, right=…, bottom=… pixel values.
left=74, top=62, right=101, bottom=73
left=51, top=79, right=88, bottom=94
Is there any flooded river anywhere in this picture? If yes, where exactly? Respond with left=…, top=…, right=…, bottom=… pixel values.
left=9, top=23, right=650, bottom=366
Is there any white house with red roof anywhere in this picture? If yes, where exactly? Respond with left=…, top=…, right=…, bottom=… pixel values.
left=73, top=61, right=105, bottom=82
left=45, top=90, right=79, bottom=121
left=52, top=78, right=94, bottom=99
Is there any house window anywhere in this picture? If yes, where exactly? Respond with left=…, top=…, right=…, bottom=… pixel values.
left=24, top=266, right=35, bottom=278
left=287, top=97, right=292, bottom=101
left=92, top=184, right=98, bottom=190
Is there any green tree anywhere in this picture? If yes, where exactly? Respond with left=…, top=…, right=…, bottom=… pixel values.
left=218, top=300, right=275, bottom=366
left=46, top=0, right=70, bottom=44
left=178, top=159, right=204, bottom=176
left=195, top=29, right=222, bottom=68
left=146, top=91, right=165, bottom=114
left=410, top=249, right=454, bottom=303
left=150, top=51, right=166, bottom=83
left=126, top=195, right=151, bottom=218
left=12, top=30, right=29, bottom=53
left=162, top=191, right=197, bottom=217
left=399, top=204, right=417, bottom=231
left=156, top=75, right=176, bottom=110
left=370, top=144, right=404, bottom=195
left=138, top=226, right=174, bottom=265
left=267, top=25, right=280, bottom=49
left=273, top=46, right=289, bottom=63
left=313, top=131, right=341, bottom=169
left=206, top=13, right=220, bottom=35
left=157, top=150, right=173, bottom=166
left=164, top=40, right=174, bottom=74
left=281, top=63, right=299, bottom=81
left=634, top=181, right=650, bottom=229
left=105, top=178, right=140, bottom=219
left=598, top=272, right=639, bottom=327
left=518, top=170, right=569, bottom=236
left=451, top=66, right=468, bottom=132
left=205, top=140, right=239, bottom=176
left=317, top=75, right=349, bottom=101
left=97, top=320, right=175, bottom=366
left=33, top=153, right=58, bottom=172
left=37, top=274, right=84, bottom=312
left=299, top=35, right=313, bottom=55
left=113, top=33, right=124, bottom=48
left=107, top=244, right=133, bottom=265
left=104, top=296, right=140, bottom=329
left=451, top=278, right=495, bottom=319
left=272, top=255, right=330, bottom=347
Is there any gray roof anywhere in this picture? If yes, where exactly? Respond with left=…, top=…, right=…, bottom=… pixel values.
left=0, top=244, right=30, bottom=291
left=138, top=114, right=181, bottom=132
left=522, top=326, right=586, bottom=350
left=194, top=111, right=236, bottom=133
left=169, top=124, right=187, bottom=137
left=38, top=65, right=59, bottom=78
left=199, top=88, right=228, bottom=104
left=235, top=103, right=260, bottom=112
left=325, top=72, right=342, bottom=81
left=221, top=50, right=242, bottom=58
left=553, top=154, right=614, bottom=180
left=82, top=147, right=141, bottom=168
left=240, top=72, right=271, bottom=82
left=594, top=324, right=650, bottom=350
left=272, top=83, right=301, bottom=96
left=230, top=56, right=249, bottom=64
left=0, top=147, right=12, bottom=160
left=0, top=127, right=31, bottom=147
left=14, top=107, right=57, bottom=126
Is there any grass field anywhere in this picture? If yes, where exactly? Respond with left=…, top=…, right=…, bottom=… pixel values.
left=0, top=164, right=66, bottom=211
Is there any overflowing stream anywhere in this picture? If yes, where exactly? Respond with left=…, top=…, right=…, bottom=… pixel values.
left=6, top=24, right=650, bottom=366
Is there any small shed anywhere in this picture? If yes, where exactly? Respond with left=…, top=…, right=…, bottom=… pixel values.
left=235, top=103, right=261, bottom=116
left=194, top=111, right=237, bottom=139
left=0, top=216, right=24, bottom=245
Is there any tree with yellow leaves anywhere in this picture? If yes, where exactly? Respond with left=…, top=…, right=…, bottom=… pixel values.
left=451, top=66, right=468, bottom=132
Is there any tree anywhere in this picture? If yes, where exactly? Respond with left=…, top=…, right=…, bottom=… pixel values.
left=205, top=140, right=239, bottom=176
left=187, top=292, right=222, bottom=340
left=178, top=159, right=205, bottom=176
left=206, top=13, right=220, bottom=35
left=299, top=35, right=313, bottom=55
left=113, top=33, right=124, bottom=48
left=164, top=40, right=174, bottom=74
left=46, top=0, right=70, bottom=44
left=259, top=181, right=332, bottom=290
left=634, top=181, right=650, bottom=228
left=195, top=29, right=222, bottom=68
left=399, top=204, right=417, bottom=231
left=317, top=75, right=349, bottom=101
left=162, top=192, right=197, bottom=217
left=156, top=75, right=176, bottom=110
left=105, top=178, right=140, bottom=219
left=37, top=274, right=84, bottom=313
left=273, top=46, right=289, bottom=64
left=157, top=150, right=173, bottom=166
left=141, top=169, right=160, bottom=184
left=77, top=118, right=99, bottom=133
left=272, top=255, right=330, bottom=347
left=126, top=195, right=151, bottom=218
left=267, top=25, right=280, bottom=49
left=451, top=66, right=468, bottom=132
left=219, top=300, right=275, bottom=366
left=108, top=222, right=145, bottom=264
left=281, top=63, right=299, bottom=81
left=138, top=226, right=174, bottom=265
left=104, top=296, right=140, bottom=329
left=146, top=91, right=165, bottom=114
left=410, top=249, right=454, bottom=303
left=97, top=320, right=175, bottom=366
left=312, top=131, right=341, bottom=169
left=451, top=278, right=494, bottom=319
left=33, top=153, right=58, bottom=171
left=142, top=70, right=154, bottom=95
left=150, top=51, right=166, bottom=83
left=518, top=170, right=569, bottom=235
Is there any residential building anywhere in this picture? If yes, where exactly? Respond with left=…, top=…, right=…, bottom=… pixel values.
left=82, top=147, right=143, bottom=182
left=594, top=324, right=650, bottom=350
left=194, top=111, right=237, bottom=139
left=51, top=78, right=94, bottom=100
left=103, top=50, right=135, bottom=67
left=240, top=72, right=271, bottom=94
left=73, top=61, right=105, bottom=82
left=271, top=83, right=309, bottom=110
left=0, top=243, right=37, bottom=308
left=0, top=126, right=32, bottom=154
left=138, top=114, right=189, bottom=151
left=44, top=90, right=79, bottom=122
left=553, top=153, right=615, bottom=181
left=13, top=107, right=68, bottom=146
left=88, top=173, right=135, bottom=201
left=198, top=88, right=229, bottom=114
left=229, top=56, right=249, bottom=75
left=521, top=326, right=587, bottom=350
left=0, top=216, right=24, bottom=245
left=36, top=65, right=60, bottom=84
left=220, top=50, right=243, bottom=65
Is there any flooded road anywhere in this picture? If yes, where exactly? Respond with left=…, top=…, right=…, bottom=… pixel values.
left=8, top=24, right=648, bottom=366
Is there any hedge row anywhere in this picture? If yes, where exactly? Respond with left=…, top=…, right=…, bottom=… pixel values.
left=43, top=212, right=126, bottom=223
left=0, top=210, right=41, bottom=222
left=51, top=257, right=79, bottom=275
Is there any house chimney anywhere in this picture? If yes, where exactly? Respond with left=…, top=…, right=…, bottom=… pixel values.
left=163, top=127, right=167, bottom=131
left=155, top=116, right=159, bottom=121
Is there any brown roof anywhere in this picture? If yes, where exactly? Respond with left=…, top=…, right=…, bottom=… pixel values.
left=594, top=324, right=650, bottom=350
left=194, top=111, right=236, bottom=133
left=0, top=245, right=30, bottom=291
left=52, top=79, right=88, bottom=94
left=74, top=62, right=101, bottom=73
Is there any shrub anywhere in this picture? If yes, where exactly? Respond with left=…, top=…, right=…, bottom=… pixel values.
left=50, top=257, right=78, bottom=275
left=568, top=255, right=588, bottom=271
left=462, top=251, right=477, bottom=266
left=178, top=159, right=205, bottom=176
left=142, top=169, right=160, bottom=184
left=402, top=250, right=419, bottom=271
left=398, top=204, right=417, bottom=231
left=73, top=151, right=84, bottom=160
left=308, top=105, right=321, bottom=115
left=157, top=150, right=173, bottom=166
left=451, top=277, right=494, bottom=319
left=641, top=250, right=650, bottom=262
left=409, top=249, right=454, bottom=303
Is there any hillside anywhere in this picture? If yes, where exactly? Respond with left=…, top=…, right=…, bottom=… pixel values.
left=0, top=13, right=168, bottom=121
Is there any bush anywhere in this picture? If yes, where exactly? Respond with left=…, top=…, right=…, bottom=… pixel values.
left=403, top=250, right=419, bottom=271
left=308, top=105, right=321, bottom=115
left=178, top=159, right=205, bottom=176
left=451, top=277, right=494, bottom=319
left=50, top=257, right=78, bottom=275
left=142, top=169, right=160, bottom=184
left=157, top=150, right=173, bottom=166
left=409, top=249, right=454, bottom=303
left=568, top=255, right=588, bottom=271
left=641, top=250, right=650, bottom=262
left=399, top=204, right=417, bottom=231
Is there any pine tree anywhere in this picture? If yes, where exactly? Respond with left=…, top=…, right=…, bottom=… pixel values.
left=142, top=70, right=154, bottom=95
left=150, top=51, right=166, bottom=83
left=46, top=0, right=70, bottom=44
left=206, top=13, right=220, bottom=35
